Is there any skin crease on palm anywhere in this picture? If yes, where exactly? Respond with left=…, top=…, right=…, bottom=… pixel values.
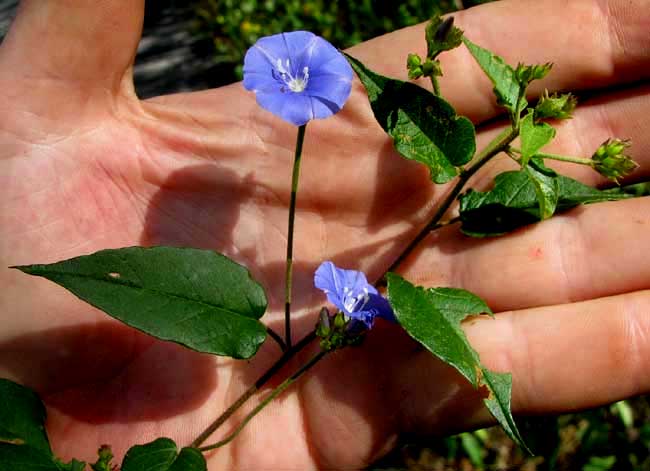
left=0, top=0, right=649, bottom=468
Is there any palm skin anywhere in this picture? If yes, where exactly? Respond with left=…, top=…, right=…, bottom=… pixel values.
left=1, top=0, right=650, bottom=469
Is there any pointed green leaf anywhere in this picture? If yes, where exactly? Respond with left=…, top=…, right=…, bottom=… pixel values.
left=525, top=159, right=559, bottom=219
left=0, top=378, right=50, bottom=454
left=121, top=438, right=206, bottom=471
left=459, top=170, right=634, bottom=237
left=346, top=53, right=476, bottom=184
left=14, top=247, right=268, bottom=359
left=481, top=369, right=529, bottom=453
left=462, top=37, right=522, bottom=114
left=520, top=112, right=556, bottom=166
left=387, top=274, right=528, bottom=450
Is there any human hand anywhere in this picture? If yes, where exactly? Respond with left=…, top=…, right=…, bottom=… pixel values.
left=0, top=0, right=648, bottom=469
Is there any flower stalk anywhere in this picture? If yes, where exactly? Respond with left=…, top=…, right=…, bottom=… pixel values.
left=378, top=125, right=519, bottom=284
left=284, top=124, right=307, bottom=349
left=197, top=350, right=327, bottom=452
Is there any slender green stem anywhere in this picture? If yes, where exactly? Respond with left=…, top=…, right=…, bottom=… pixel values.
left=266, top=327, right=287, bottom=352
left=510, top=147, right=594, bottom=166
left=284, top=124, right=307, bottom=349
left=198, top=350, right=328, bottom=452
left=430, top=76, right=441, bottom=96
left=191, top=123, right=518, bottom=454
left=190, top=331, right=316, bottom=448
left=376, top=125, right=519, bottom=285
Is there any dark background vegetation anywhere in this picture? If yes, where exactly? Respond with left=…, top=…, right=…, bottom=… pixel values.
left=1, top=0, right=648, bottom=469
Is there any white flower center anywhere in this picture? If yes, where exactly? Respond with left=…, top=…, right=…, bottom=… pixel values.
left=275, top=58, right=310, bottom=93
left=343, top=287, right=370, bottom=314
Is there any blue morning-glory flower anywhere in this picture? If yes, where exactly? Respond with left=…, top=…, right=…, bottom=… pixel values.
left=243, top=31, right=353, bottom=126
left=314, top=261, right=395, bottom=329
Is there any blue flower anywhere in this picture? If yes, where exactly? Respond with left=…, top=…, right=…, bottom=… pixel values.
left=243, top=31, right=353, bottom=126
left=314, top=261, right=395, bottom=329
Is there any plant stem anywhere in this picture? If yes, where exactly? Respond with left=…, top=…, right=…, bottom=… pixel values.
left=266, top=327, right=287, bottom=352
left=377, top=125, right=519, bottom=285
left=510, top=147, right=594, bottom=166
left=430, top=76, right=441, bottom=96
left=198, top=350, right=328, bottom=452
left=191, top=125, right=518, bottom=453
left=284, top=124, right=307, bottom=349
left=190, top=330, right=316, bottom=448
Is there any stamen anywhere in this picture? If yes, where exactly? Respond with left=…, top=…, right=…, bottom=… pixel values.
left=273, top=58, right=309, bottom=93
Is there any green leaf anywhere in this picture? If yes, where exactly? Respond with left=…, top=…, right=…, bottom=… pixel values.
left=0, top=379, right=50, bottom=454
left=14, top=247, right=268, bottom=359
left=459, top=432, right=484, bottom=468
left=525, top=159, right=559, bottom=220
left=59, top=458, right=87, bottom=471
left=459, top=170, right=633, bottom=237
left=386, top=274, right=528, bottom=451
left=427, top=287, right=493, bottom=319
left=583, top=456, right=616, bottom=471
left=462, top=37, right=522, bottom=114
left=519, top=112, right=556, bottom=166
left=121, top=438, right=206, bottom=471
left=346, top=53, right=476, bottom=184
left=0, top=379, right=87, bottom=470
left=0, top=443, right=61, bottom=471
left=480, top=369, right=527, bottom=451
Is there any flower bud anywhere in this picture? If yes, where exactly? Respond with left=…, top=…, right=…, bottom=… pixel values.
left=407, top=53, right=424, bottom=79
left=316, top=307, right=331, bottom=339
left=434, top=17, right=455, bottom=43
left=515, top=62, right=553, bottom=85
left=592, top=139, right=638, bottom=183
left=534, top=90, right=577, bottom=120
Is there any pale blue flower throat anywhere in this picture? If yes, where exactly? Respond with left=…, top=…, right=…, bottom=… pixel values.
left=274, top=58, right=310, bottom=93
left=342, top=286, right=370, bottom=314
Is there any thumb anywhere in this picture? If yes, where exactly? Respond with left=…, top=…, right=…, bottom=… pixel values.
left=0, top=0, right=144, bottom=96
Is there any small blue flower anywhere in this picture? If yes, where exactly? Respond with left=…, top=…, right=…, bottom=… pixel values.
left=314, top=261, right=395, bottom=329
left=243, top=31, right=353, bottom=126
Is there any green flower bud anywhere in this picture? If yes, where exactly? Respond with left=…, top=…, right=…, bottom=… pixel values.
left=592, top=138, right=638, bottom=183
left=434, top=17, right=455, bottom=43
left=425, top=16, right=463, bottom=58
left=535, top=90, right=577, bottom=120
left=316, top=307, right=331, bottom=339
left=407, top=53, right=424, bottom=79
left=515, top=62, right=553, bottom=85
left=407, top=54, right=442, bottom=80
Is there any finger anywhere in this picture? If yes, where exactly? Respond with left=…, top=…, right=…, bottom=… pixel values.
left=396, top=290, right=650, bottom=435
left=348, top=0, right=650, bottom=123
left=469, top=83, right=650, bottom=192
left=0, top=0, right=144, bottom=95
left=403, top=196, right=650, bottom=313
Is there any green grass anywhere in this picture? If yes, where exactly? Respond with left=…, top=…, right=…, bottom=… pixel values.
left=190, top=0, right=490, bottom=86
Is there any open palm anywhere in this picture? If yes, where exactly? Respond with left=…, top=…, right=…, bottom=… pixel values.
left=1, top=0, right=650, bottom=469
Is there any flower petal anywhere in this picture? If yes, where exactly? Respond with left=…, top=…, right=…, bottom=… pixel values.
left=256, top=91, right=314, bottom=126
left=314, top=261, right=346, bottom=312
left=301, top=36, right=352, bottom=79
left=278, top=31, right=318, bottom=72
left=243, top=31, right=353, bottom=125
left=243, top=51, right=276, bottom=92
left=364, top=293, right=396, bottom=323
left=307, top=75, right=352, bottom=112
